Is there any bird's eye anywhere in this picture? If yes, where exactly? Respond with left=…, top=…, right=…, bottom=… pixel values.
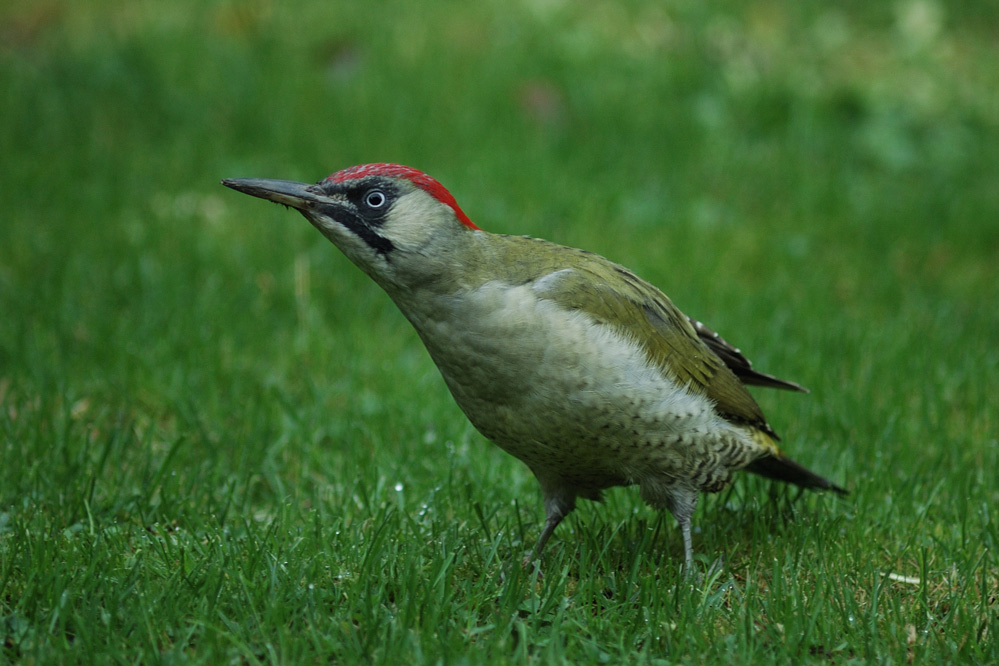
left=364, top=189, right=387, bottom=209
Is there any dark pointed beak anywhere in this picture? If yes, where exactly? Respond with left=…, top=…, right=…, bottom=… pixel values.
left=221, top=178, right=321, bottom=210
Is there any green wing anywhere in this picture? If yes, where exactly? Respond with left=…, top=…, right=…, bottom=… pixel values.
left=511, top=240, right=777, bottom=437
left=478, top=235, right=855, bottom=493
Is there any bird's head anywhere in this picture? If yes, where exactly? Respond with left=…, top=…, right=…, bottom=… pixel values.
left=223, top=163, right=479, bottom=289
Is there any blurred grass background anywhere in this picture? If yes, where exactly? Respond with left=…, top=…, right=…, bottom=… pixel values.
left=1, top=0, right=997, bottom=663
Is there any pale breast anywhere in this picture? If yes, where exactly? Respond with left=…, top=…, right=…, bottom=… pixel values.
left=399, top=280, right=756, bottom=489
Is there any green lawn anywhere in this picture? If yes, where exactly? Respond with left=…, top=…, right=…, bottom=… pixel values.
left=2, top=1, right=997, bottom=663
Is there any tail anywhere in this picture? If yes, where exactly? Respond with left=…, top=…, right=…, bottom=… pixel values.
left=745, top=453, right=847, bottom=495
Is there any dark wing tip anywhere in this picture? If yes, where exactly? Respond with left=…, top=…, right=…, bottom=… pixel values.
left=690, top=318, right=809, bottom=393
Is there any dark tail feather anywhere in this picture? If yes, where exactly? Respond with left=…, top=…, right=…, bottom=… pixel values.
left=745, top=454, right=847, bottom=495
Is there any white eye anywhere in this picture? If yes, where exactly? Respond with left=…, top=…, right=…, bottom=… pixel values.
left=364, top=189, right=387, bottom=209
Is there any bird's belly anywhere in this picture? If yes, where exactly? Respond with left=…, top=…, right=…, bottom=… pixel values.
left=402, top=282, right=746, bottom=487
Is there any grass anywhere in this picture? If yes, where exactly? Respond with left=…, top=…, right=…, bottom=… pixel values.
left=2, top=0, right=997, bottom=663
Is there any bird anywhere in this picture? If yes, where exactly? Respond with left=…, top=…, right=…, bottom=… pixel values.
left=222, top=163, right=845, bottom=572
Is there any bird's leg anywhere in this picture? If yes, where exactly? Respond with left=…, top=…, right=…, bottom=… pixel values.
left=533, top=511, right=564, bottom=558
left=643, top=482, right=699, bottom=578
left=670, top=493, right=702, bottom=581
left=523, top=487, right=575, bottom=567
left=522, top=513, right=564, bottom=569
left=678, top=515, right=694, bottom=577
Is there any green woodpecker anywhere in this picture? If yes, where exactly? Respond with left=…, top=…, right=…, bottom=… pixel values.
left=222, top=163, right=845, bottom=571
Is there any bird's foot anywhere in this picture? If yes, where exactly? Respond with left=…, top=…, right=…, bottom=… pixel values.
left=521, top=551, right=545, bottom=578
